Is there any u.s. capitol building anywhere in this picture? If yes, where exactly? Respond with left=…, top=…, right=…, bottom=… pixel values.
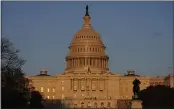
left=27, top=6, right=174, bottom=108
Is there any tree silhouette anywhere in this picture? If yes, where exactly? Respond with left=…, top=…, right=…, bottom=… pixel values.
left=139, top=85, right=174, bottom=109
left=1, top=37, right=30, bottom=108
left=30, top=89, right=44, bottom=109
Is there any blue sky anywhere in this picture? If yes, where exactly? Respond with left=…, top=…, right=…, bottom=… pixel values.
left=2, top=1, right=173, bottom=76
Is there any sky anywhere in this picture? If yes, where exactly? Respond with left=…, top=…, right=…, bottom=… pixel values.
left=2, top=1, right=173, bottom=76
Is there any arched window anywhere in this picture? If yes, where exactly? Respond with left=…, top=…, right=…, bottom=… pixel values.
left=74, top=104, right=77, bottom=108
left=107, top=102, right=111, bottom=108
left=87, top=102, right=91, bottom=108
left=81, top=102, right=84, bottom=108
left=94, top=102, right=97, bottom=108
left=101, top=102, right=104, bottom=107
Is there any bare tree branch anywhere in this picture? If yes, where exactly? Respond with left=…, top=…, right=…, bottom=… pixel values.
left=1, top=37, right=26, bottom=71
left=1, top=36, right=29, bottom=93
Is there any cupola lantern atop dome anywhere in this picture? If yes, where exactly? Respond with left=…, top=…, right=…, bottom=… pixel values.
left=83, top=5, right=91, bottom=27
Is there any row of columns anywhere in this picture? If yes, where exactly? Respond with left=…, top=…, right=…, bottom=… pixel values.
left=71, top=78, right=105, bottom=91
left=70, top=47, right=104, bottom=53
left=66, top=58, right=108, bottom=69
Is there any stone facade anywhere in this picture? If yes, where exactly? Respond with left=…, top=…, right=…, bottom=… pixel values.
left=27, top=6, right=174, bottom=108
left=164, top=74, right=174, bottom=88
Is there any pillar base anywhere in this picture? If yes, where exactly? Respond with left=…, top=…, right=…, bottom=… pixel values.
left=131, top=99, right=142, bottom=109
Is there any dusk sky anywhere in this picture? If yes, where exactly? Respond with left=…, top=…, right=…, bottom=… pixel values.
left=2, top=1, right=173, bottom=76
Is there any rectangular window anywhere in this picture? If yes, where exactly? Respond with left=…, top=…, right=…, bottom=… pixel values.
left=41, top=87, right=44, bottom=92
left=92, top=80, right=96, bottom=91
left=81, top=80, right=85, bottom=91
left=81, top=93, right=84, bottom=97
left=61, top=94, right=64, bottom=99
left=74, top=94, right=76, bottom=98
left=62, top=87, right=64, bottom=90
left=47, top=88, right=50, bottom=92
left=99, top=80, right=104, bottom=91
left=52, top=96, right=55, bottom=99
left=74, top=85, right=77, bottom=91
left=53, top=88, right=55, bottom=92
left=47, top=96, right=50, bottom=99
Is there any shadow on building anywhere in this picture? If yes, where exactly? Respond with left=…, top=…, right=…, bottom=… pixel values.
left=43, top=99, right=71, bottom=109
left=117, top=99, right=132, bottom=109
left=42, top=99, right=135, bottom=109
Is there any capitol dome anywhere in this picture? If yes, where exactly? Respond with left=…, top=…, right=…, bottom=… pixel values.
left=65, top=6, right=109, bottom=74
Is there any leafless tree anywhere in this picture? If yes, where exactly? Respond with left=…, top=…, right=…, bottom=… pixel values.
left=1, top=37, right=25, bottom=71
left=1, top=37, right=27, bottom=89
left=1, top=37, right=30, bottom=108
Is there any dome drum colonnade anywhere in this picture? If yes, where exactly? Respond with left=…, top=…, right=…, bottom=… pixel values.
left=65, top=57, right=109, bottom=69
left=65, top=5, right=109, bottom=72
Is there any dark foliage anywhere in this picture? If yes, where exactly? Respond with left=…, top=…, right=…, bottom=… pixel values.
left=1, top=37, right=30, bottom=108
left=1, top=37, right=43, bottom=108
left=2, top=88, right=28, bottom=108
left=43, top=99, right=65, bottom=109
left=30, top=90, right=44, bottom=108
left=139, top=85, right=174, bottom=109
